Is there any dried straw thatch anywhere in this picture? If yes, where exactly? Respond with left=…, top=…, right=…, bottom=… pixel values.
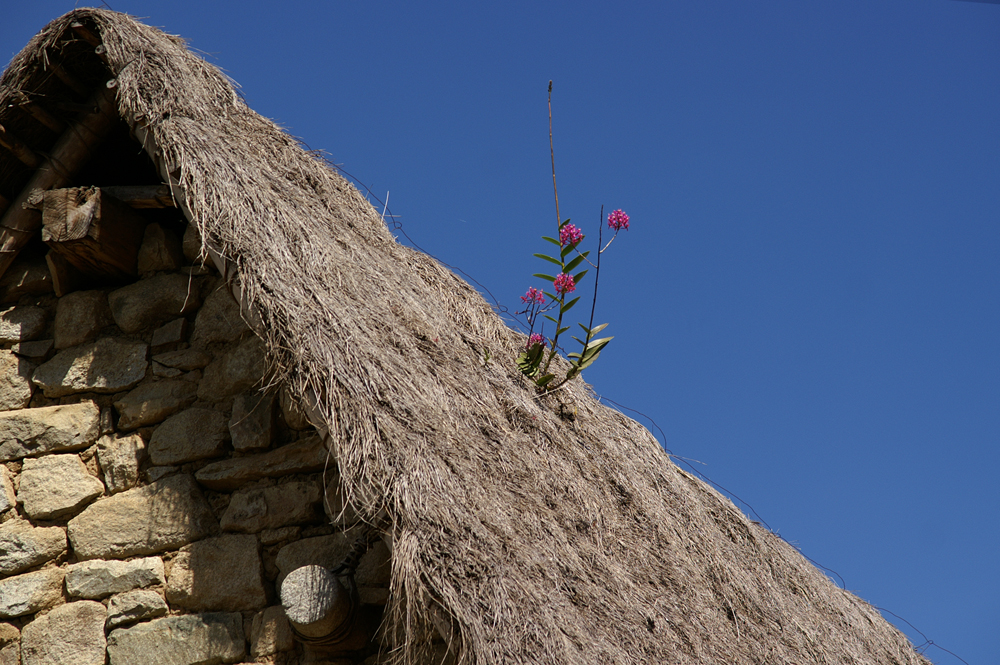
left=1, top=9, right=929, bottom=665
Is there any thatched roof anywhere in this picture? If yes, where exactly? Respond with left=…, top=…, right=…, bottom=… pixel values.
left=0, top=9, right=929, bottom=665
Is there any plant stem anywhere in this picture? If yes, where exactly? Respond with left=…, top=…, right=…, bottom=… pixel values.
left=548, top=81, right=561, bottom=229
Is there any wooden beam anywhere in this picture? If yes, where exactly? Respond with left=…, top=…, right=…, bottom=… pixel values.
left=12, top=92, right=67, bottom=133
left=102, top=185, right=175, bottom=209
left=45, top=249, right=87, bottom=297
left=0, top=87, right=119, bottom=281
left=46, top=60, right=90, bottom=98
left=40, top=186, right=146, bottom=280
left=0, top=124, right=42, bottom=169
left=70, top=21, right=101, bottom=47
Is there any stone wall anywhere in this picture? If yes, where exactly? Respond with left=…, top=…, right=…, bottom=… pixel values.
left=0, top=222, right=397, bottom=665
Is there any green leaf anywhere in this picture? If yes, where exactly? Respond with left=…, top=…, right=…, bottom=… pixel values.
left=561, top=244, right=577, bottom=259
left=556, top=325, right=570, bottom=336
left=532, top=273, right=556, bottom=283
left=564, top=251, right=589, bottom=273
left=573, top=269, right=588, bottom=284
left=575, top=350, right=602, bottom=371
left=533, top=253, right=563, bottom=268
left=535, top=373, right=556, bottom=387
left=559, top=219, right=572, bottom=227
left=560, top=297, right=580, bottom=315
left=542, top=291, right=559, bottom=302
left=542, top=236, right=561, bottom=247
left=543, top=314, right=558, bottom=324
left=584, top=336, right=613, bottom=351
left=588, top=322, right=609, bottom=336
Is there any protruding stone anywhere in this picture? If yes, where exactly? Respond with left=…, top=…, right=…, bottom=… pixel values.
left=65, top=557, right=164, bottom=599
left=165, top=534, right=266, bottom=611
left=150, top=318, right=187, bottom=349
left=67, top=474, right=217, bottom=560
left=0, top=401, right=100, bottom=461
left=20, top=600, right=106, bottom=665
left=32, top=338, right=148, bottom=398
left=221, top=480, right=323, bottom=533
left=0, top=520, right=66, bottom=576
left=18, top=454, right=104, bottom=520
left=108, top=273, right=202, bottom=334
left=191, top=286, right=248, bottom=347
left=107, top=613, right=246, bottom=665
left=0, top=350, right=33, bottom=412
left=195, top=436, right=329, bottom=491
left=0, top=468, right=14, bottom=515
left=148, top=408, right=229, bottom=466
left=197, top=336, right=266, bottom=401
left=53, top=290, right=112, bottom=349
left=137, top=223, right=184, bottom=273
left=96, top=433, right=146, bottom=494
left=152, top=348, right=211, bottom=371
left=251, top=605, right=294, bottom=658
left=0, top=568, right=65, bottom=618
left=229, top=391, right=275, bottom=451
left=10, top=339, right=53, bottom=360
left=275, top=534, right=390, bottom=590
left=0, top=255, right=52, bottom=302
left=0, top=306, right=46, bottom=344
left=105, top=589, right=168, bottom=629
left=113, top=379, right=198, bottom=431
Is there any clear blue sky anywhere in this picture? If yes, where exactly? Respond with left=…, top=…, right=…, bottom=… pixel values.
left=5, top=3, right=998, bottom=663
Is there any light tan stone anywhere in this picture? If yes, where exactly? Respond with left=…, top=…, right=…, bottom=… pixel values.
left=0, top=520, right=66, bottom=575
left=221, top=480, right=323, bottom=532
left=105, top=589, right=168, bottom=629
left=148, top=408, right=229, bottom=466
left=0, top=350, right=33, bottom=412
left=96, top=433, right=146, bottom=494
left=0, top=468, right=15, bottom=516
left=67, top=474, right=217, bottom=560
left=113, top=379, right=198, bottom=431
left=65, top=557, right=164, bottom=599
left=20, top=600, right=106, bottom=665
left=108, top=273, right=202, bottom=333
left=32, top=339, right=148, bottom=398
left=0, top=401, right=100, bottom=461
left=195, top=436, right=329, bottom=491
left=0, top=306, right=46, bottom=344
left=191, top=286, right=248, bottom=347
left=165, top=534, right=266, bottom=611
left=197, top=336, right=266, bottom=401
left=107, top=613, right=246, bottom=665
left=280, top=388, right=311, bottom=430
left=152, top=348, right=211, bottom=371
left=250, top=605, right=294, bottom=658
left=0, top=568, right=65, bottom=618
left=18, top=454, right=105, bottom=520
left=53, top=290, right=112, bottom=349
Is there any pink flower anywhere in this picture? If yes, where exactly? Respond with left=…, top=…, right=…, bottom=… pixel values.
left=520, top=287, right=545, bottom=305
left=527, top=333, right=547, bottom=348
left=559, top=223, right=584, bottom=247
left=553, top=273, right=576, bottom=295
left=607, top=209, right=630, bottom=231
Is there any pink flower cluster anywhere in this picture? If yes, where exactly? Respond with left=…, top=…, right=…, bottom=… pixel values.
left=559, top=223, right=584, bottom=247
left=527, top=333, right=547, bottom=348
left=520, top=287, right=545, bottom=305
left=553, top=273, right=576, bottom=295
left=607, top=209, right=629, bottom=231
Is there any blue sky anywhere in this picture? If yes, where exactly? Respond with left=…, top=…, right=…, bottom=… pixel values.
left=5, top=2, right=998, bottom=663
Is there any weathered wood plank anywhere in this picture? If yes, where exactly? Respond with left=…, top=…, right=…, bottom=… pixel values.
left=0, top=123, right=42, bottom=169
left=41, top=186, right=146, bottom=280
left=102, top=184, right=175, bottom=208
left=12, top=91, right=67, bottom=133
left=0, top=87, right=119, bottom=281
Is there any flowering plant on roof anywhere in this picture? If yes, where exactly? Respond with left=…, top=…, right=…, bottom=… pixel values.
left=516, top=82, right=630, bottom=392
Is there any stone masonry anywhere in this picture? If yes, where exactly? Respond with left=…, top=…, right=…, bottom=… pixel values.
left=0, top=223, right=394, bottom=665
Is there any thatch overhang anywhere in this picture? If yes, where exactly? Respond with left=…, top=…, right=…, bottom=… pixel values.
left=0, top=9, right=929, bottom=665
